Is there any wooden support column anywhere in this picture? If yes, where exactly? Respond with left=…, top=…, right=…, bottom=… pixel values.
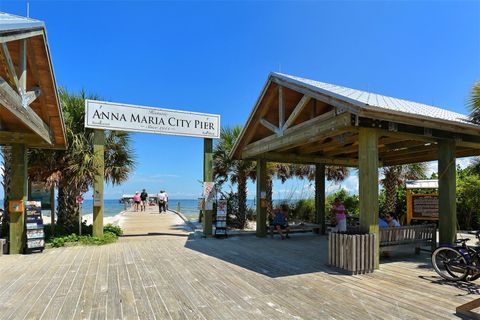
left=9, top=144, right=27, bottom=254
left=203, top=138, right=213, bottom=236
left=438, top=139, right=456, bottom=245
left=315, top=164, right=326, bottom=234
left=93, top=129, right=104, bottom=237
left=358, top=128, right=379, bottom=268
left=50, top=186, right=55, bottom=236
left=256, top=159, right=267, bottom=237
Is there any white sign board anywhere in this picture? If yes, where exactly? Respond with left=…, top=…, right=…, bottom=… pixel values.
left=85, top=100, right=220, bottom=139
left=203, top=182, right=215, bottom=210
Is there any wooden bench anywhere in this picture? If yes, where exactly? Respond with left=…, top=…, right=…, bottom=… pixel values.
left=269, top=222, right=321, bottom=238
left=380, top=224, right=436, bottom=253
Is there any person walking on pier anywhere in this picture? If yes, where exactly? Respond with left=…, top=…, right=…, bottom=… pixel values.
left=140, top=189, right=148, bottom=212
left=133, top=191, right=141, bottom=212
left=157, top=190, right=168, bottom=213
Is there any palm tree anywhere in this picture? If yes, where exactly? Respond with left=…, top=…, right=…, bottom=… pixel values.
left=0, top=146, right=12, bottom=238
left=381, top=163, right=427, bottom=214
left=213, top=125, right=352, bottom=226
left=26, top=88, right=135, bottom=233
left=467, top=81, right=480, bottom=174
left=213, top=126, right=255, bottom=228
left=468, top=81, right=480, bottom=124
left=267, top=163, right=350, bottom=220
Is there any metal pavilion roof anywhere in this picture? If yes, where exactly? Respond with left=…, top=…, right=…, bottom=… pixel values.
left=0, top=12, right=66, bottom=149
left=273, top=72, right=471, bottom=127
left=231, top=73, right=480, bottom=163
left=0, top=12, right=44, bottom=32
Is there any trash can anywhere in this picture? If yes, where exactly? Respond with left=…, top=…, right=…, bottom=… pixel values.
left=328, top=232, right=376, bottom=274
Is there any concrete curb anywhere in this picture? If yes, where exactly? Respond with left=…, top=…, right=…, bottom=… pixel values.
left=169, top=209, right=197, bottom=232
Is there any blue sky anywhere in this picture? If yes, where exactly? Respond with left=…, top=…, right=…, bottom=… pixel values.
left=1, top=1, right=479, bottom=199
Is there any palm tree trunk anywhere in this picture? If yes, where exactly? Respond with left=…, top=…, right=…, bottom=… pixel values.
left=1, top=146, right=11, bottom=238
left=237, top=171, right=247, bottom=229
left=266, top=176, right=273, bottom=222
left=384, top=167, right=398, bottom=213
left=57, top=177, right=81, bottom=233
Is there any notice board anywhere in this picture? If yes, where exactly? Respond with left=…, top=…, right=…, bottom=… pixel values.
left=406, top=192, right=439, bottom=224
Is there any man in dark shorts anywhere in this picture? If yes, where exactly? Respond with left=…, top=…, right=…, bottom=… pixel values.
left=272, top=204, right=291, bottom=240
left=140, top=189, right=148, bottom=212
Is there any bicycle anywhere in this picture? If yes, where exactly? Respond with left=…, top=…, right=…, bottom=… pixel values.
left=431, top=232, right=480, bottom=282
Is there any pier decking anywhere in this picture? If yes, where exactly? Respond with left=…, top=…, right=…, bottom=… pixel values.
left=0, top=207, right=478, bottom=319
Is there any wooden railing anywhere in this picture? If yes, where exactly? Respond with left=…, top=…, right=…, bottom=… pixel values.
left=328, top=232, right=377, bottom=274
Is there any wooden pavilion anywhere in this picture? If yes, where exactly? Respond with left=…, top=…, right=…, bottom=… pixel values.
left=0, top=13, right=66, bottom=253
left=231, top=72, right=480, bottom=264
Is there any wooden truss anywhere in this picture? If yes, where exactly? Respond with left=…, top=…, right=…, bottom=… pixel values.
left=0, top=36, right=53, bottom=146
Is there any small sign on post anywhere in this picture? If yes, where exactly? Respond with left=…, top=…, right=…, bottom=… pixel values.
left=93, top=190, right=102, bottom=207
left=76, top=195, right=84, bottom=236
left=76, top=195, right=84, bottom=204
left=203, top=182, right=215, bottom=211
left=215, top=199, right=228, bottom=238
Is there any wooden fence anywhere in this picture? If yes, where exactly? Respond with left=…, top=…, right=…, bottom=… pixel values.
left=328, top=233, right=376, bottom=274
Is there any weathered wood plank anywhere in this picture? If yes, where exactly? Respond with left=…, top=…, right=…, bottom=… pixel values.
left=283, top=95, right=311, bottom=130
left=242, top=111, right=350, bottom=158
left=358, top=127, right=380, bottom=268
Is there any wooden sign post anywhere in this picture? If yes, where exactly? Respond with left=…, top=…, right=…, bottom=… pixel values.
left=93, top=129, right=104, bottom=237
left=85, top=100, right=220, bottom=237
left=203, top=138, right=214, bottom=236
left=10, top=144, right=28, bottom=254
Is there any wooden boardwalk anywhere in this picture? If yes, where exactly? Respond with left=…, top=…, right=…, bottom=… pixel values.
left=0, top=207, right=478, bottom=319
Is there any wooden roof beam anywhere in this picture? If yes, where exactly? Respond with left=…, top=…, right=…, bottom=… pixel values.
left=283, top=95, right=311, bottom=130
left=253, top=152, right=359, bottom=167
left=271, top=76, right=360, bottom=115
left=0, top=75, right=51, bottom=144
left=259, top=118, right=280, bottom=135
left=0, top=29, right=43, bottom=44
left=242, top=112, right=351, bottom=159
left=278, top=85, right=285, bottom=129
left=0, top=131, right=60, bottom=149
left=0, top=43, right=19, bottom=92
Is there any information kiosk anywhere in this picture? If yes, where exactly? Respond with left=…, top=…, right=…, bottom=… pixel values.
left=406, top=180, right=439, bottom=225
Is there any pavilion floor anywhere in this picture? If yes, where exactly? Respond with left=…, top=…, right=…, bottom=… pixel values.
left=0, top=210, right=477, bottom=320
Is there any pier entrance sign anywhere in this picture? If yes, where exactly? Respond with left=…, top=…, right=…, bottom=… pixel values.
left=85, top=100, right=220, bottom=138
left=85, top=99, right=220, bottom=237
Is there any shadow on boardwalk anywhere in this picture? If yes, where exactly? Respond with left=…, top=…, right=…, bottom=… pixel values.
left=419, top=275, right=480, bottom=296
left=185, top=233, right=355, bottom=278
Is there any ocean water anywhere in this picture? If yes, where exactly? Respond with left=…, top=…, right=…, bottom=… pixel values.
left=1, top=198, right=261, bottom=221
left=83, top=199, right=257, bottom=221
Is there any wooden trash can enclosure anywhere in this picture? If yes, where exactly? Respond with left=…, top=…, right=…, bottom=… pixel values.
left=328, top=232, right=377, bottom=274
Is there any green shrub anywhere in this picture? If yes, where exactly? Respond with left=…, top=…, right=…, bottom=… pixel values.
left=78, top=232, right=118, bottom=246
left=103, top=224, right=123, bottom=236
left=291, top=199, right=315, bottom=222
left=47, top=229, right=120, bottom=247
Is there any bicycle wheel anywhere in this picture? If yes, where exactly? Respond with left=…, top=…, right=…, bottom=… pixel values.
left=431, top=247, right=468, bottom=281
